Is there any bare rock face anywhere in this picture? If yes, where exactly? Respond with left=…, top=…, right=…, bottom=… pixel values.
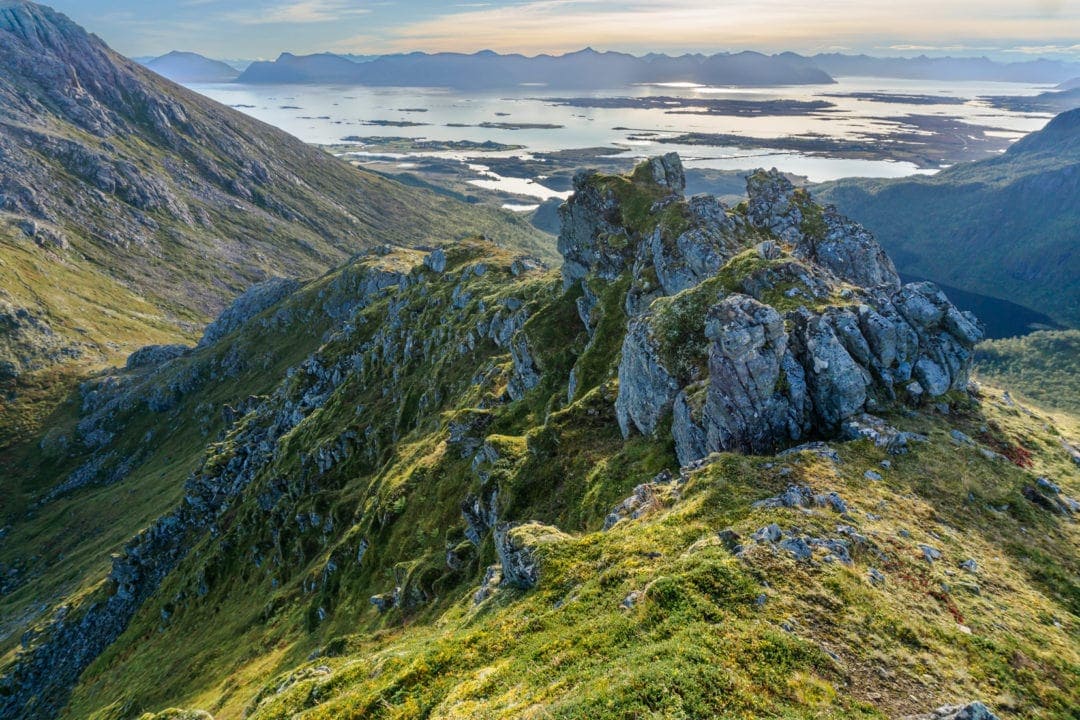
left=559, top=156, right=983, bottom=465
left=746, top=169, right=901, bottom=290
left=559, top=154, right=746, bottom=314
left=615, top=320, right=681, bottom=437
left=697, top=295, right=809, bottom=454
left=197, top=278, right=300, bottom=348
left=557, top=169, right=639, bottom=289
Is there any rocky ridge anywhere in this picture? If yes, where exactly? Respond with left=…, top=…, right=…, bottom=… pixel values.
left=1, top=156, right=1074, bottom=720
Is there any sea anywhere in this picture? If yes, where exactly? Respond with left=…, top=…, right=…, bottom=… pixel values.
left=188, top=76, right=1055, bottom=191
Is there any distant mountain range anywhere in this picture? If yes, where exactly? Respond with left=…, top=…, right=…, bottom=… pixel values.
left=817, top=107, right=1080, bottom=331
left=144, top=50, right=240, bottom=83
left=134, top=48, right=1080, bottom=89
left=810, top=53, right=1080, bottom=82
left=237, top=48, right=835, bottom=88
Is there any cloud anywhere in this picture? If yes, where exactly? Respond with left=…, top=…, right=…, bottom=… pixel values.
left=225, top=0, right=371, bottom=25
left=338, top=0, right=1080, bottom=54
left=1008, top=43, right=1080, bottom=54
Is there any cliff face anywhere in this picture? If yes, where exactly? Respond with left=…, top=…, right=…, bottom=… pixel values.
left=2, top=156, right=1077, bottom=720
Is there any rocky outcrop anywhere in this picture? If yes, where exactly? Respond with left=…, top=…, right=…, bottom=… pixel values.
left=493, top=522, right=566, bottom=589
left=197, top=278, right=299, bottom=347
left=0, top=299, right=85, bottom=380
left=615, top=320, right=681, bottom=437
left=904, top=702, right=1000, bottom=720
left=559, top=156, right=982, bottom=465
left=125, top=344, right=189, bottom=370
left=747, top=169, right=900, bottom=290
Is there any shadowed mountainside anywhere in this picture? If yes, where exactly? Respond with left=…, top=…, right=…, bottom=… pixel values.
left=817, top=108, right=1080, bottom=330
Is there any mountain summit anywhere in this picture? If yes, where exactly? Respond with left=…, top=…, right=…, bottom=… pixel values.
left=144, top=51, right=241, bottom=84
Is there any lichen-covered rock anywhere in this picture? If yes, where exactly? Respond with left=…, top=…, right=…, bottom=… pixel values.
left=687, top=295, right=807, bottom=456
left=644, top=152, right=686, bottom=192
left=787, top=307, right=872, bottom=429
left=746, top=169, right=900, bottom=289
left=644, top=193, right=742, bottom=298
left=802, top=206, right=901, bottom=290
left=423, top=248, right=447, bottom=273
left=461, top=489, right=499, bottom=545
left=615, top=320, right=681, bottom=437
left=746, top=168, right=804, bottom=243
left=558, top=171, right=638, bottom=289
left=493, top=522, right=567, bottom=589
left=903, top=702, right=1000, bottom=720
left=561, top=157, right=983, bottom=464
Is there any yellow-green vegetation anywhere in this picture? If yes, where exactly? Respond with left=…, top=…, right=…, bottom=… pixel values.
left=0, top=238, right=1070, bottom=720
left=975, top=330, right=1080, bottom=415
left=69, top=383, right=1080, bottom=720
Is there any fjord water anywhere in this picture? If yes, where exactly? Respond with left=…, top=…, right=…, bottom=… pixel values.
left=189, top=76, right=1055, bottom=182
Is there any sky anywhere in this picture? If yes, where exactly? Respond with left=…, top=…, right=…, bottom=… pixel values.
left=41, top=0, right=1080, bottom=61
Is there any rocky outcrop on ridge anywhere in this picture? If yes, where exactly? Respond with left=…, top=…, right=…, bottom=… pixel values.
left=559, top=154, right=982, bottom=465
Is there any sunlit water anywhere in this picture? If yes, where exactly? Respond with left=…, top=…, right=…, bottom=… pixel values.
left=188, top=77, right=1056, bottom=185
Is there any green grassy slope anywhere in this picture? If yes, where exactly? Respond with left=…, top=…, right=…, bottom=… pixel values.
left=53, top=247, right=1080, bottom=720
left=816, top=108, right=1080, bottom=329
left=975, top=330, right=1080, bottom=415
left=2, top=159, right=1077, bottom=719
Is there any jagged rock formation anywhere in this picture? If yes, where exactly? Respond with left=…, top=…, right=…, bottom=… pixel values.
left=558, top=154, right=982, bottom=464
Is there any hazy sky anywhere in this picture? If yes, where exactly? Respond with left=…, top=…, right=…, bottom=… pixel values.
left=42, top=0, right=1080, bottom=61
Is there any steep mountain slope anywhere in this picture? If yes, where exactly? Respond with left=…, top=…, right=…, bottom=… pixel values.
left=144, top=52, right=240, bottom=84
left=0, top=1, right=550, bottom=382
left=816, top=109, right=1080, bottom=330
left=2, top=156, right=1076, bottom=720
